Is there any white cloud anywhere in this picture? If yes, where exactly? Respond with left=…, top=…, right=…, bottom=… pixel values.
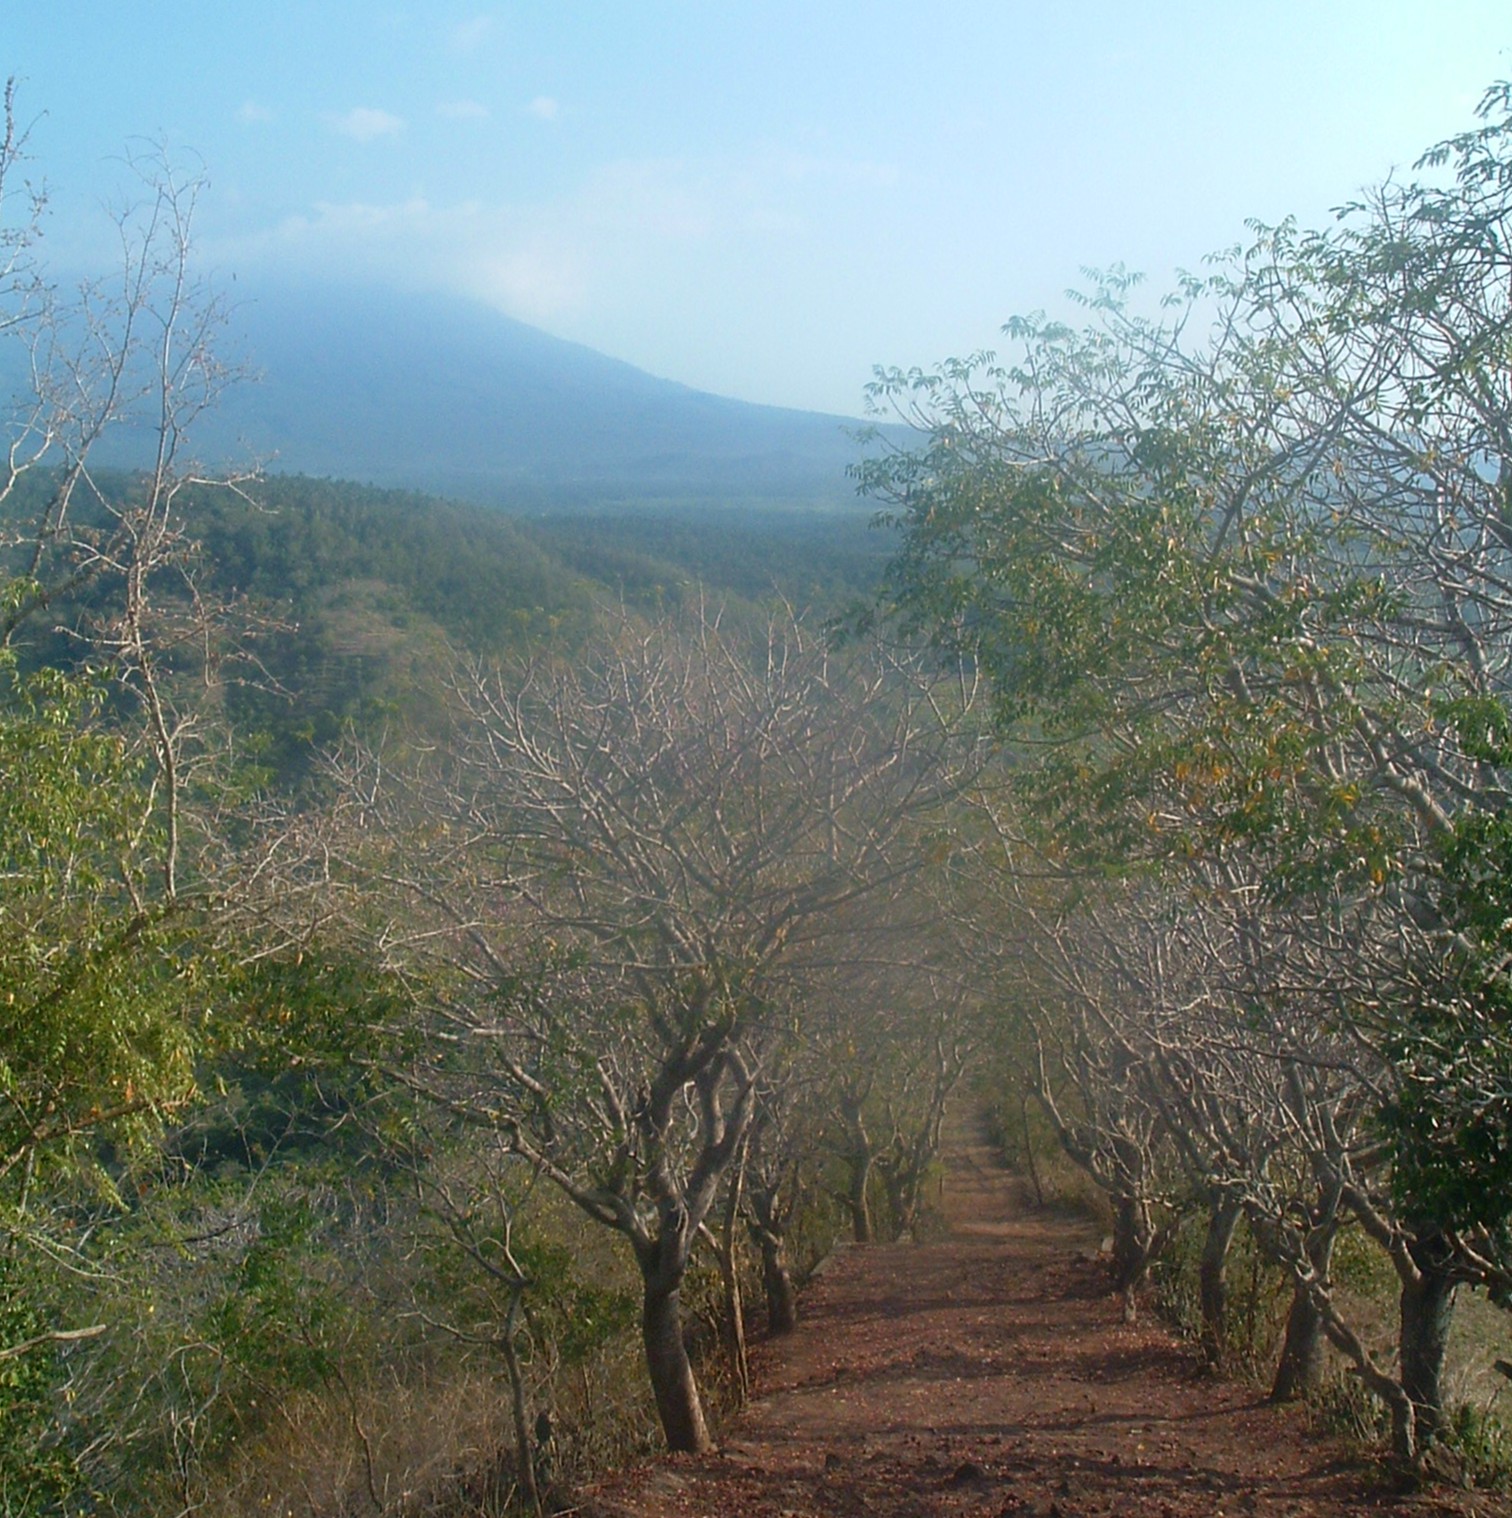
left=236, top=100, right=275, bottom=125
left=222, top=197, right=587, bottom=326
left=468, top=248, right=586, bottom=323
left=211, top=148, right=900, bottom=356
left=332, top=107, right=405, bottom=143
left=450, top=15, right=494, bottom=51
left=525, top=96, right=560, bottom=123
left=438, top=99, right=491, bottom=122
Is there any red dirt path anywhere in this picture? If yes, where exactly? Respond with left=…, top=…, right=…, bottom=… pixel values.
left=577, top=1116, right=1508, bottom=1518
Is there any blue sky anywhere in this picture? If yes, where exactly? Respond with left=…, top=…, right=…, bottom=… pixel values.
left=11, top=3, right=1510, bottom=414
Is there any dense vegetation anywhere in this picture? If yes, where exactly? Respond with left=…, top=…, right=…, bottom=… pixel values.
left=7, top=69, right=1512, bottom=1517
left=864, top=80, right=1512, bottom=1474
left=1, top=470, right=884, bottom=786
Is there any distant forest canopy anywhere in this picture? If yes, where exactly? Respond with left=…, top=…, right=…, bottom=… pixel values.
left=0, top=468, right=890, bottom=780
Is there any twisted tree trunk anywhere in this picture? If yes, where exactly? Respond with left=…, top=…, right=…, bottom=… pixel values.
left=839, top=1095, right=875, bottom=1244
left=1271, top=1287, right=1324, bottom=1401
left=641, top=1272, right=711, bottom=1454
left=759, top=1235, right=799, bottom=1334
left=1197, top=1189, right=1243, bottom=1368
left=1399, top=1232, right=1457, bottom=1449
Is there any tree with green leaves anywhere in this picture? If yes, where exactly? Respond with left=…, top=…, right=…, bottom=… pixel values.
left=863, top=82, right=1512, bottom=1465
left=0, top=78, right=267, bottom=1499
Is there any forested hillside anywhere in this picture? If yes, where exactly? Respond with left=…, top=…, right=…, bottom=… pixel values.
left=3, top=468, right=884, bottom=782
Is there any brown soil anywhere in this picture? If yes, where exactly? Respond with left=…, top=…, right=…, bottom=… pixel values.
left=577, top=1116, right=1507, bottom=1518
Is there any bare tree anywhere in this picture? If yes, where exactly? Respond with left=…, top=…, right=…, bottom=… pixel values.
left=740, top=1071, right=829, bottom=1334
left=813, top=953, right=975, bottom=1245
left=333, top=605, right=968, bottom=1452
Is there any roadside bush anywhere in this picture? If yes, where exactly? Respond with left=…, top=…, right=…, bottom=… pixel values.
left=1149, top=1212, right=1290, bottom=1378
left=1315, top=1368, right=1393, bottom=1447
left=168, top=1165, right=662, bottom=1516
left=1444, top=1402, right=1512, bottom=1492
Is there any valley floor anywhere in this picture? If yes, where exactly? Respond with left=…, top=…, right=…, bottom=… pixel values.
left=580, top=1116, right=1504, bottom=1518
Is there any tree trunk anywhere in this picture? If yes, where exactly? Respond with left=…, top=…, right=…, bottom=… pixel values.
left=500, top=1290, right=544, bottom=1514
left=1270, top=1227, right=1334, bottom=1403
left=715, top=1168, right=750, bottom=1401
left=747, top=1176, right=799, bottom=1336
left=839, top=1096, right=875, bottom=1244
left=1111, top=1191, right=1151, bottom=1317
left=1198, top=1190, right=1242, bottom=1369
left=719, top=1259, right=749, bottom=1403
left=1020, top=1093, right=1045, bottom=1208
left=882, top=1160, right=917, bottom=1241
left=846, top=1149, right=874, bottom=1243
left=641, top=1278, right=711, bottom=1454
left=1400, top=1234, right=1457, bottom=1449
left=757, top=1230, right=798, bottom=1334
left=1271, top=1278, right=1326, bottom=1402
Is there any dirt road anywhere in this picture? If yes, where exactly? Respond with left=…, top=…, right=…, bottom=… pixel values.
left=579, top=1120, right=1502, bottom=1517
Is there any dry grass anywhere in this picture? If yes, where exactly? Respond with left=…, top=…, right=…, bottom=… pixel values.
left=192, top=1364, right=518, bottom=1517
left=184, top=1330, right=666, bottom=1518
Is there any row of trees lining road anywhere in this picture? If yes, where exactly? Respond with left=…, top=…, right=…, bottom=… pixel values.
left=16, top=62, right=1512, bottom=1505
left=305, top=607, right=980, bottom=1454
left=859, top=82, right=1512, bottom=1469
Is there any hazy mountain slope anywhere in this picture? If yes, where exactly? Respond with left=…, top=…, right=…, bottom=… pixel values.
left=183, top=282, right=875, bottom=506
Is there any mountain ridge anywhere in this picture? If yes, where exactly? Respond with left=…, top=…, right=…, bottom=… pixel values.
left=181, top=281, right=881, bottom=508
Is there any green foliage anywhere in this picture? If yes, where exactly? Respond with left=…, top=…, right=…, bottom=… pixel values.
left=76, top=1170, right=386, bottom=1509
left=524, top=1237, right=638, bottom=1367
left=862, top=314, right=1399, bottom=889
left=0, top=1265, right=80, bottom=1515
left=203, top=1188, right=352, bottom=1404
left=416, top=1200, right=638, bottom=1372
left=185, top=949, right=417, bottom=1176
left=1445, top=1401, right=1512, bottom=1491
left=1383, top=999, right=1512, bottom=1234
left=1378, top=696, right=1512, bottom=1232
left=533, top=507, right=884, bottom=614
left=26, top=476, right=883, bottom=789
left=0, top=469, right=886, bottom=801
left=865, top=81, right=1512, bottom=1267
left=188, top=475, right=593, bottom=649
left=0, top=655, right=197, bottom=1204
left=179, top=476, right=593, bottom=781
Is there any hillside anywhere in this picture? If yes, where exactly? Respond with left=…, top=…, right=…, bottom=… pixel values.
left=0, top=469, right=889, bottom=784
left=191, top=477, right=889, bottom=777
left=164, top=281, right=882, bottom=507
